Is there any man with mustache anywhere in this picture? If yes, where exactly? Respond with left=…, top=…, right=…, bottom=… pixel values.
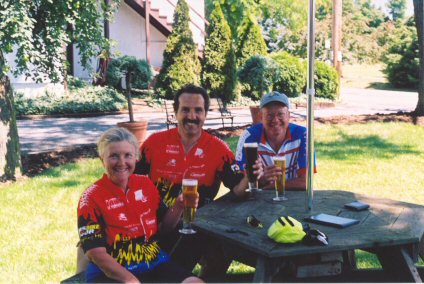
left=135, top=84, right=262, bottom=280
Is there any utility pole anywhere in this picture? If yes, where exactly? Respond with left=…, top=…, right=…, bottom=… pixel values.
left=332, top=0, right=342, bottom=78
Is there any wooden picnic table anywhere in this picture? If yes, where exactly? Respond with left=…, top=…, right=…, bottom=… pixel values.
left=193, top=190, right=424, bottom=283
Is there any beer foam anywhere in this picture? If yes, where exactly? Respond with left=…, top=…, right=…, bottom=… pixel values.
left=272, top=156, right=286, bottom=161
left=182, top=179, right=198, bottom=186
left=244, top=142, right=258, bottom=148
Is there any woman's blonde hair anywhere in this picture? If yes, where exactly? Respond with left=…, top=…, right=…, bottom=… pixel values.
left=97, top=127, right=140, bottom=159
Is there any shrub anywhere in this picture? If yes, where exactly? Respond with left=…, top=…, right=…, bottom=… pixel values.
left=270, top=51, right=306, bottom=97
left=235, top=14, right=267, bottom=68
left=14, top=86, right=127, bottom=116
left=314, top=61, right=339, bottom=100
left=382, top=20, right=418, bottom=89
left=155, top=0, right=201, bottom=99
left=67, top=76, right=88, bottom=90
left=238, top=55, right=280, bottom=100
left=202, top=3, right=236, bottom=103
left=106, top=55, right=153, bottom=90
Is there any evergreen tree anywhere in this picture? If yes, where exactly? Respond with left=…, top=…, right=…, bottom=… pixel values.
left=202, top=3, right=236, bottom=103
left=235, top=14, right=267, bottom=68
left=155, top=0, right=201, bottom=99
left=388, top=0, right=407, bottom=21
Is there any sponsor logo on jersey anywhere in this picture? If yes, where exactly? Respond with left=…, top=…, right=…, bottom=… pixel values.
left=231, top=164, right=240, bottom=173
left=118, top=213, right=128, bottom=221
left=165, top=144, right=180, bottom=154
left=166, top=159, right=177, bottom=167
left=135, top=189, right=147, bottom=202
left=194, top=148, right=204, bottom=158
left=79, top=224, right=100, bottom=237
left=106, top=197, right=125, bottom=210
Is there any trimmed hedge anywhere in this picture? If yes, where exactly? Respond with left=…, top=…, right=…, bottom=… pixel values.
left=270, top=51, right=306, bottom=97
left=238, top=55, right=280, bottom=100
left=106, top=56, right=153, bottom=90
left=14, top=86, right=127, bottom=116
left=313, top=61, right=339, bottom=100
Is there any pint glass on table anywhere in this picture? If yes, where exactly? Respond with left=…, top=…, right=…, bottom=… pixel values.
left=244, top=142, right=259, bottom=192
left=272, top=156, right=288, bottom=201
left=179, top=179, right=198, bottom=234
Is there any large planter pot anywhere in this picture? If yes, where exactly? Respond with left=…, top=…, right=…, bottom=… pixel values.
left=249, top=106, right=262, bottom=124
left=117, top=120, right=148, bottom=146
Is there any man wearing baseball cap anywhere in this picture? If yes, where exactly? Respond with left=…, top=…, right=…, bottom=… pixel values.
left=235, top=91, right=316, bottom=190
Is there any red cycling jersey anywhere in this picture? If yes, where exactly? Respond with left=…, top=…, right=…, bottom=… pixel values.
left=135, top=128, right=243, bottom=208
left=77, top=174, right=166, bottom=268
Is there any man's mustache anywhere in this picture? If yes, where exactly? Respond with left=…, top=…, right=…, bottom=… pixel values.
left=183, top=118, right=200, bottom=125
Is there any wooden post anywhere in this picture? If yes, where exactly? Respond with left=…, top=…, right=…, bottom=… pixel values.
left=145, top=0, right=151, bottom=64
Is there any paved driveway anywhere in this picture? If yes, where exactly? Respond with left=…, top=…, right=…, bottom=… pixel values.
left=17, top=88, right=418, bottom=154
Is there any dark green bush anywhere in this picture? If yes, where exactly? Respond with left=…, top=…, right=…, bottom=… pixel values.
left=314, top=61, right=339, bottom=100
left=270, top=51, right=306, bottom=97
left=238, top=55, right=280, bottom=100
left=106, top=55, right=153, bottom=90
left=383, top=22, right=418, bottom=89
left=14, top=86, right=127, bottom=115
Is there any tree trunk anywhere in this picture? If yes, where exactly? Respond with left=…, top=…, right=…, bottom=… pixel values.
left=0, top=50, right=22, bottom=181
left=413, top=0, right=424, bottom=115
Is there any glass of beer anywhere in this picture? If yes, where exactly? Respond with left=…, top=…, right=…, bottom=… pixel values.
left=244, top=142, right=259, bottom=192
left=179, top=179, right=198, bottom=234
left=272, top=156, right=288, bottom=201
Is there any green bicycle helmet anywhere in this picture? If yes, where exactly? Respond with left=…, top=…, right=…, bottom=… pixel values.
left=267, top=216, right=306, bottom=243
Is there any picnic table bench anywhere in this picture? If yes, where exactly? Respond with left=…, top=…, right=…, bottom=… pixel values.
left=163, top=97, right=234, bottom=129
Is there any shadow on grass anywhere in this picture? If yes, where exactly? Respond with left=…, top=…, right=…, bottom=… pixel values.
left=316, top=129, right=420, bottom=160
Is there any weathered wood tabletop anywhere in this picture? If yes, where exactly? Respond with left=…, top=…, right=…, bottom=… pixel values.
left=194, top=190, right=424, bottom=282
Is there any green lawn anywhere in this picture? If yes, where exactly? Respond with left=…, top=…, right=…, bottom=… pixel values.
left=1, top=121, right=423, bottom=283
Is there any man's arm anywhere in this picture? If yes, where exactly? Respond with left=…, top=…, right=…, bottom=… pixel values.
left=286, top=173, right=306, bottom=191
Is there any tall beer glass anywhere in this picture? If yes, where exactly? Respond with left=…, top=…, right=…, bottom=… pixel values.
left=179, top=179, right=198, bottom=234
left=244, top=142, right=259, bottom=192
left=272, top=156, right=288, bottom=201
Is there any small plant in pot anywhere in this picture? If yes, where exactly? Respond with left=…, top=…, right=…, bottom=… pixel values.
left=106, top=55, right=154, bottom=145
left=238, top=55, right=280, bottom=124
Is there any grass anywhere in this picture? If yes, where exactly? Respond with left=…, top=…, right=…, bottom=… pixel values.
left=1, top=122, right=423, bottom=283
left=341, top=64, right=390, bottom=89
left=0, top=159, right=103, bottom=283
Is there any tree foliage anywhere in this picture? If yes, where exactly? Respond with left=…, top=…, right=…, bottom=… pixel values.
left=388, top=0, right=407, bottom=21
left=383, top=19, right=418, bottom=88
left=0, top=0, right=119, bottom=82
left=205, top=0, right=261, bottom=40
left=202, top=3, right=236, bottom=102
left=155, top=0, right=201, bottom=99
left=235, top=14, right=267, bottom=67
left=0, top=0, right=119, bottom=180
